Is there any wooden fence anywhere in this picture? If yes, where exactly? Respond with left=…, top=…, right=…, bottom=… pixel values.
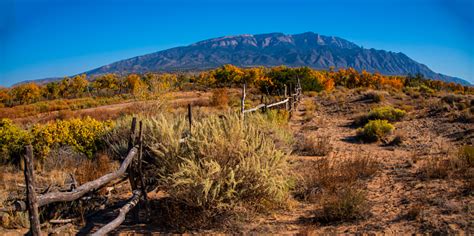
left=1, top=82, right=302, bottom=235
left=241, top=80, right=302, bottom=118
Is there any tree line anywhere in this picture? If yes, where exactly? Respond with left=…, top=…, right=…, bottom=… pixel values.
left=1, top=65, right=472, bottom=107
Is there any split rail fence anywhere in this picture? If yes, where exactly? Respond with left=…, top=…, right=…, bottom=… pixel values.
left=1, top=81, right=303, bottom=235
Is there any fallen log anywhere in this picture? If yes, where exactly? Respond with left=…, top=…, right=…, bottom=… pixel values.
left=91, top=190, right=142, bottom=236
left=36, top=147, right=138, bottom=207
left=7, top=147, right=138, bottom=212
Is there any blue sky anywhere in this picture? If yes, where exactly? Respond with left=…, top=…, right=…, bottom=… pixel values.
left=0, top=0, right=473, bottom=86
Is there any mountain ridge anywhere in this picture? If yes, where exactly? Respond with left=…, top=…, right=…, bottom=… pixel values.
left=19, top=32, right=472, bottom=86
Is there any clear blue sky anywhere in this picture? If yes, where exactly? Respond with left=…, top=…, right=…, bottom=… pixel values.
left=1, top=0, right=473, bottom=86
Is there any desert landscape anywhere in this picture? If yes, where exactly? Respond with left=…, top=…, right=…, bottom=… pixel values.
left=1, top=1, right=473, bottom=234
left=0, top=65, right=473, bottom=234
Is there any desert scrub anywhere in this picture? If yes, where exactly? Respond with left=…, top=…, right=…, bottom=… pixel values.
left=368, top=106, right=406, bottom=122
left=31, top=117, right=114, bottom=158
left=108, top=113, right=290, bottom=228
left=294, top=134, right=332, bottom=156
left=246, top=109, right=294, bottom=151
left=318, top=187, right=369, bottom=222
left=353, top=106, right=406, bottom=126
left=363, top=91, right=385, bottom=103
left=357, top=119, right=394, bottom=142
left=0, top=119, right=30, bottom=163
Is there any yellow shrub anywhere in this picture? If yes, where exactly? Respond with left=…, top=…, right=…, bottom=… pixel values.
left=31, top=117, right=113, bottom=158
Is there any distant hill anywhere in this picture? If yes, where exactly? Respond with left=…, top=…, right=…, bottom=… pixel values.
left=21, top=32, right=472, bottom=86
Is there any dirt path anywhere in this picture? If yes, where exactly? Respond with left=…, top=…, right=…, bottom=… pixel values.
left=262, top=95, right=470, bottom=234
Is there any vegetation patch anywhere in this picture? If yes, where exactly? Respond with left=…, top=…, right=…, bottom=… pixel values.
left=0, top=117, right=113, bottom=163
left=357, top=119, right=394, bottom=142
left=295, top=134, right=332, bottom=156
left=108, top=113, right=290, bottom=229
left=353, top=106, right=406, bottom=126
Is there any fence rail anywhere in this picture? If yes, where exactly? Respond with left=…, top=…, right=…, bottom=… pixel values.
left=241, top=82, right=302, bottom=116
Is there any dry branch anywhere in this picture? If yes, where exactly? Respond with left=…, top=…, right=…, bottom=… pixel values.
left=91, top=190, right=142, bottom=236
left=35, top=147, right=138, bottom=207
left=243, top=104, right=265, bottom=113
left=266, top=98, right=289, bottom=109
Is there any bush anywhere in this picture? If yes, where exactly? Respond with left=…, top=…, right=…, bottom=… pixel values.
left=353, top=106, right=406, bottom=126
left=109, top=113, right=290, bottom=227
left=368, top=106, right=406, bottom=122
left=0, top=119, right=30, bottom=163
left=31, top=117, right=114, bottom=158
left=357, top=120, right=394, bottom=142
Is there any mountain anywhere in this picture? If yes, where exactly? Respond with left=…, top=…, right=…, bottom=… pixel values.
left=31, top=32, right=474, bottom=86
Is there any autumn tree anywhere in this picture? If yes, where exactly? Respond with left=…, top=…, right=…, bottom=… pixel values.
left=0, top=88, right=11, bottom=106
left=9, top=83, right=42, bottom=105
left=70, top=74, right=89, bottom=97
left=126, top=74, right=148, bottom=98
left=43, top=82, right=60, bottom=100
left=93, top=74, right=120, bottom=96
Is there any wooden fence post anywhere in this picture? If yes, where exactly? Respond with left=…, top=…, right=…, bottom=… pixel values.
left=137, top=121, right=150, bottom=222
left=240, top=83, right=246, bottom=120
left=24, top=145, right=41, bottom=236
left=284, top=84, right=289, bottom=111
left=127, top=117, right=140, bottom=222
left=188, top=104, right=192, bottom=134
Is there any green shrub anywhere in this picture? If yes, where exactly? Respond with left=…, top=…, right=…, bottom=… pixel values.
left=357, top=120, right=394, bottom=142
left=353, top=106, right=406, bottom=127
left=368, top=106, right=406, bottom=122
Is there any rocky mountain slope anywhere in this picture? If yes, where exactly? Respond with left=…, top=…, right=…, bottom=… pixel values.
left=85, top=32, right=470, bottom=85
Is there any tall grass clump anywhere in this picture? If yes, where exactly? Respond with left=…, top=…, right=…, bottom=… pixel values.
left=108, top=113, right=290, bottom=228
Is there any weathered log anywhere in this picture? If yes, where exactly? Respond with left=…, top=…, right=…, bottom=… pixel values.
left=243, top=104, right=265, bottom=113
left=266, top=98, right=289, bottom=109
left=24, top=145, right=41, bottom=236
left=35, top=147, right=138, bottom=207
left=91, top=190, right=142, bottom=236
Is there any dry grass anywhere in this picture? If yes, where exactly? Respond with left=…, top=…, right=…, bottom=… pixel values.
left=209, top=88, right=229, bottom=109
left=363, top=91, right=385, bottom=103
left=417, top=145, right=474, bottom=193
left=316, top=187, right=369, bottom=222
left=294, top=134, right=333, bottom=156
left=75, top=154, right=117, bottom=185
left=293, top=154, right=378, bottom=223
left=294, top=154, right=379, bottom=202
